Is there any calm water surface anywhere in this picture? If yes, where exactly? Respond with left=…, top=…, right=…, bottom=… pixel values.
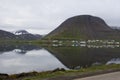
left=0, top=44, right=67, bottom=74
left=0, top=44, right=120, bottom=74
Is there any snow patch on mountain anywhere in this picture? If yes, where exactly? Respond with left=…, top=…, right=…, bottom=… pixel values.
left=13, top=30, right=30, bottom=35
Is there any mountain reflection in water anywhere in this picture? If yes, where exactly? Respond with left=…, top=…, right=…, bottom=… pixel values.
left=0, top=44, right=120, bottom=74
left=46, top=46, right=120, bottom=69
left=0, top=44, right=67, bottom=74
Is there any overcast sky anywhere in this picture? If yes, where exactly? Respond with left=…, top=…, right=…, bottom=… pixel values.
left=0, top=0, right=120, bottom=34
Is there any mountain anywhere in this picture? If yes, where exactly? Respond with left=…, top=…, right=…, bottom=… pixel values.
left=14, top=30, right=42, bottom=40
left=0, top=30, right=15, bottom=40
left=16, top=33, right=42, bottom=40
left=45, top=15, right=120, bottom=40
left=111, top=26, right=120, bottom=31
left=0, top=29, right=42, bottom=40
left=13, top=30, right=30, bottom=35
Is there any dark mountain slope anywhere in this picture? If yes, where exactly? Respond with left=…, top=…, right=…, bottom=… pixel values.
left=0, top=30, right=15, bottom=40
left=16, top=34, right=42, bottom=40
left=14, top=30, right=42, bottom=40
left=45, top=15, right=120, bottom=40
left=0, top=29, right=42, bottom=40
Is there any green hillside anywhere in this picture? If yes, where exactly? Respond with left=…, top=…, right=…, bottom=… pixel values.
left=45, top=15, right=120, bottom=40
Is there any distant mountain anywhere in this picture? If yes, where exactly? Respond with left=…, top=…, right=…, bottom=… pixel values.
left=16, top=33, right=42, bottom=40
left=0, top=30, right=15, bottom=40
left=111, top=26, right=120, bottom=30
left=14, top=30, right=42, bottom=40
left=13, top=30, right=30, bottom=35
left=45, top=15, right=120, bottom=40
left=0, top=29, right=42, bottom=40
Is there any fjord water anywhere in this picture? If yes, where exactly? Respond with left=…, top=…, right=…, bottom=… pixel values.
left=0, top=44, right=120, bottom=74
left=0, top=44, right=67, bottom=74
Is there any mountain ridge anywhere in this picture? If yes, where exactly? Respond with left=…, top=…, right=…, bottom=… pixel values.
left=45, top=15, right=120, bottom=40
left=0, top=29, right=42, bottom=40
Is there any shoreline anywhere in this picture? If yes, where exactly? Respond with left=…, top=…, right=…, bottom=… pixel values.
left=46, top=68, right=120, bottom=80
left=0, top=64, right=120, bottom=80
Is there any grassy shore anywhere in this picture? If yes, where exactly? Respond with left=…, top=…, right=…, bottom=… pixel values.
left=1, top=64, right=120, bottom=80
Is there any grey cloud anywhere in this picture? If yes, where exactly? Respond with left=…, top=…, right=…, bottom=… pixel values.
left=0, top=0, right=120, bottom=34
